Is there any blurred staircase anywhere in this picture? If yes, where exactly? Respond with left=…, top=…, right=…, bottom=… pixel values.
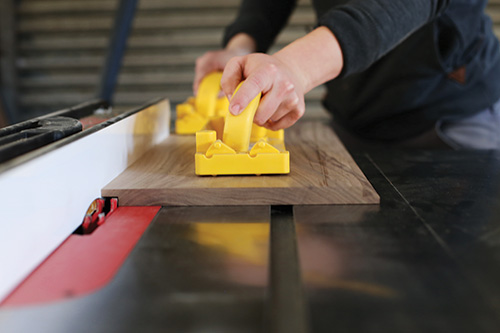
left=16, top=0, right=324, bottom=120
left=13, top=0, right=500, bottom=121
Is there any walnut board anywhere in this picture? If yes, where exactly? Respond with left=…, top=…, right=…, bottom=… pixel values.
left=102, top=121, right=379, bottom=206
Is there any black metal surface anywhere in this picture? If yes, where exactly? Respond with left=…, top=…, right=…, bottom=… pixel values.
left=295, top=149, right=500, bottom=332
left=270, top=206, right=309, bottom=333
left=2, top=148, right=500, bottom=332
left=363, top=150, right=500, bottom=319
left=0, top=206, right=271, bottom=333
left=40, top=98, right=109, bottom=121
left=0, top=99, right=108, bottom=166
left=0, top=98, right=156, bottom=174
left=97, top=0, right=138, bottom=103
left=0, top=116, right=82, bottom=163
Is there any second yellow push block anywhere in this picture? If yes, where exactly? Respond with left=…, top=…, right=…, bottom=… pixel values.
left=175, top=72, right=229, bottom=134
left=195, top=82, right=290, bottom=176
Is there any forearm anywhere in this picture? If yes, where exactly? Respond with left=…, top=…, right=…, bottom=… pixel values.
left=273, top=27, right=343, bottom=93
left=225, top=33, right=257, bottom=54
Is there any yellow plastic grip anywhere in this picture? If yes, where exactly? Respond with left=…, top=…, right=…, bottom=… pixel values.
left=195, top=72, right=223, bottom=118
left=222, top=82, right=262, bottom=153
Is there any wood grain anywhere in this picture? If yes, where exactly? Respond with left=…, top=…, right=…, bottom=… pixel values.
left=102, top=121, right=380, bottom=206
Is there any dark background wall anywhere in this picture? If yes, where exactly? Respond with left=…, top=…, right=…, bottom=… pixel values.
left=1, top=0, right=500, bottom=124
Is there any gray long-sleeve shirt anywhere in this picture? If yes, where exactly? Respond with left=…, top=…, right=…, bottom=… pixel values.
left=224, top=0, right=500, bottom=141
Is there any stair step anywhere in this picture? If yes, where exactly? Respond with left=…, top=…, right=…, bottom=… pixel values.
left=19, top=0, right=311, bottom=15
left=19, top=28, right=310, bottom=52
left=18, top=52, right=200, bottom=70
left=14, top=0, right=500, bottom=119
left=19, top=9, right=315, bottom=33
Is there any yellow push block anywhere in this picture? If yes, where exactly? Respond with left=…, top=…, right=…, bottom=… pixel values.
left=250, top=124, right=268, bottom=141
left=176, top=111, right=207, bottom=134
left=196, top=130, right=217, bottom=153
left=215, top=95, right=230, bottom=117
left=175, top=72, right=229, bottom=134
left=195, top=82, right=290, bottom=176
left=195, top=72, right=222, bottom=118
left=223, top=89, right=261, bottom=153
left=249, top=140, right=280, bottom=156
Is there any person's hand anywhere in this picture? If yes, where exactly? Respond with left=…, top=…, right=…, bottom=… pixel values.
left=221, top=53, right=306, bottom=131
left=193, top=49, right=247, bottom=95
left=195, top=27, right=343, bottom=130
left=193, top=33, right=257, bottom=94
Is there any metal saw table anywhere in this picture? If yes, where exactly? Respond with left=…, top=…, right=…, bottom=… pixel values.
left=1, top=100, right=500, bottom=333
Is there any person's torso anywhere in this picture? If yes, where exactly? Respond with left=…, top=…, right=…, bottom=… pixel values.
left=313, top=0, right=500, bottom=141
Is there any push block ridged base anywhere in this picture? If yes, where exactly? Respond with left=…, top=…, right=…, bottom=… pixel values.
left=195, top=130, right=289, bottom=176
left=195, top=151, right=290, bottom=176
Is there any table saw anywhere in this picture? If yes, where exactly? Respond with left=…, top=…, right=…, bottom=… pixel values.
left=1, top=98, right=500, bottom=333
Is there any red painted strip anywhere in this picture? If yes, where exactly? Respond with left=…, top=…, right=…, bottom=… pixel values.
left=1, top=206, right=160, bottom=307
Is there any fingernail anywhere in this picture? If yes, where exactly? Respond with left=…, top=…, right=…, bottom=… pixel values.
left=231, top=104, right=241, bottom=115
left=227, top=94, right=232, bottom=101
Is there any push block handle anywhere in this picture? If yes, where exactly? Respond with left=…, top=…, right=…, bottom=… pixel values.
left=195, top=72, right=223, bottom=118
left=222, top=82, right=262, bottom=152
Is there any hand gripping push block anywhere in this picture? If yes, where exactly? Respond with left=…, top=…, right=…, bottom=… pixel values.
left=195, top=81, right=290, bottom=176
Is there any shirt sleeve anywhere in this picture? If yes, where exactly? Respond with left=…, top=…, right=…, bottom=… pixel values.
left=223, top=0, right=298, bottom=53
left=317, top=0, right=451, bottom=77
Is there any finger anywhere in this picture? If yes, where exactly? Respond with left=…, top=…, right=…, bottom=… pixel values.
left=264, top=114, right=297, bottom=131
left=253, top=81, right=294, bottom=126
left=264, top=101, right=305, bottom=131
left=227, top=65, right=276, bottom=115
left=268, top=91, right=300, bottom=123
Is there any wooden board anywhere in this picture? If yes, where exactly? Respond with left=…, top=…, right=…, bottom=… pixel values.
left=102, top=121, right=380, bottom=206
